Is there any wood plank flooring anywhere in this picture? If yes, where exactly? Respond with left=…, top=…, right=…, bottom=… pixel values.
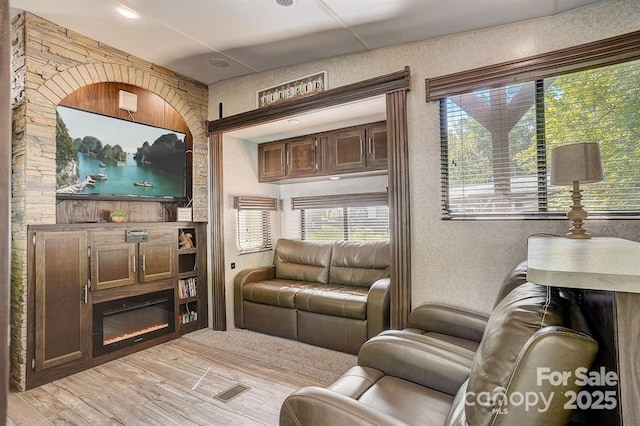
left=7, top=334, right=342, bottom=425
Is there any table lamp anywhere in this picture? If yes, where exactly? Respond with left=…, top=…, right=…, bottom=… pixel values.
left=550, top=142, right=603, bottom=239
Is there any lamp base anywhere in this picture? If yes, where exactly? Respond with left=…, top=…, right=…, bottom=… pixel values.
left=565, top=182, right=592, bottom=239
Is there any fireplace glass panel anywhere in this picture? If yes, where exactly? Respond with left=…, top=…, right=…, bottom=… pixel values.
left=93, top=289, right=175, bottom=357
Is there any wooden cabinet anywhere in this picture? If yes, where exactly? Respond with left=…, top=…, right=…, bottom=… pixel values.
left=258, top=141, right=286, bottom=180
left=90, top=236, right=175, bottom=291
left=258, top=121, right=387, bottom=182
left=366, top=123, right=388, bottom=168
left=325, top=129, right=366, bottom=171
left=27, top=222, right=207, bottom=389
left=31, top=231, right=91, bottom=385
left=90, top=243, right=136, bottom=290
left=287, top=137, right=319, bottom=178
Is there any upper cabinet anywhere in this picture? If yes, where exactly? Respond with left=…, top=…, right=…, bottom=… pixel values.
left=258, top=121, right=387, bottom=183
left=258, top=141, right=286, bottom=180
left=287, top=136, right=320, bottom=178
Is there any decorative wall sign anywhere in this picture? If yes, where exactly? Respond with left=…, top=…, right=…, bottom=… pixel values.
left=257, top=71, right=326, bottom=108
left=177, top=207, right=193, bottom=222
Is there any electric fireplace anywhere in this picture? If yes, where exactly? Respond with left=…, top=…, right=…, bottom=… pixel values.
left=93, top=289, right=175, bottom=357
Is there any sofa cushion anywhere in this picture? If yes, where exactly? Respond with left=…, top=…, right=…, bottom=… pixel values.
left=358, top=375, right=454, bottom=425
left=296, top=284, right=369, bottom=319
left=274, top=239, right=333, bottom=284
left=329, top=240, right=390, bottom=287
left=242, top=279, right=323, bottom=308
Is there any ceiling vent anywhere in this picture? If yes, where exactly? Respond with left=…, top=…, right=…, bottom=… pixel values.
left=274, top=0, right=296, bottom=7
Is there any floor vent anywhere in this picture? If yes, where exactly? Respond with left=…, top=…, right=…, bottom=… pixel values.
left=215, top=384, right=250, bottom=402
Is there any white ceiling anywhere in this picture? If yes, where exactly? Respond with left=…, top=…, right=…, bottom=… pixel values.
left=9, top=0, right=600, bottom=86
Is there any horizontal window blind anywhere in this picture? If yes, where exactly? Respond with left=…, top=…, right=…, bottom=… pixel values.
left=234, top=196, right=276, bottom=253
left=291, top=192, right=388, bottom=210
left=292, top=192, right=389, bottom=242
left=441, top=58, right=640, bottom=218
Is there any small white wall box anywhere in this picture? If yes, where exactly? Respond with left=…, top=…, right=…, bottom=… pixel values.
left=177, top=207, right=192, bottom=222
left=118, top=90, right=138, bottom=112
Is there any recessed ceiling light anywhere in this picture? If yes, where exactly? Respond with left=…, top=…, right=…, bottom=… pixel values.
left=329, top=176, right=341, bottom=181
left=209, top=59, right=230, bottom=68
left=287, top=119, right=300, bottom=125
left=117, top=5, right=139, bottom=19
left=274, top=0, right=297, bottom=7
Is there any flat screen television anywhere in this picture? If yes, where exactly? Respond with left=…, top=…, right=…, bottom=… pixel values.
left=55, top=105, right=188, bottom=202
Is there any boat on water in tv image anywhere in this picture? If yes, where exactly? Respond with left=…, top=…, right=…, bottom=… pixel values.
left=55, top=105, right=187, bottom=201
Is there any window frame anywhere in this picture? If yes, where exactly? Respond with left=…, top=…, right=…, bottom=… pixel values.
left=234, top=196, right=276, bottom=254
left=292, top=192, right=389, bottom=242
left=427, top=30, right=640, bottom=220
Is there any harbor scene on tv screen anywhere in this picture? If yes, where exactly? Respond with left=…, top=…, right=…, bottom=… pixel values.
left=56, top=106, right=187, bottom=200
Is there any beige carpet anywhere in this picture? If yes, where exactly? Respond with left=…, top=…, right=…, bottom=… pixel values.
left=183, top=328, right=357, bottom=385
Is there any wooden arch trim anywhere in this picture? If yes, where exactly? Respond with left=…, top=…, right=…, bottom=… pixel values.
left=207, top=67, right=411, bottom=330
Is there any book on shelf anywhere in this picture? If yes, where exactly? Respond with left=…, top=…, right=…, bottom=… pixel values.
left=178, top=277, right=197, bottom=299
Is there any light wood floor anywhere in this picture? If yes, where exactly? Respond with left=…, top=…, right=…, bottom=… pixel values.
left=7, top=335, right=335, bottom=425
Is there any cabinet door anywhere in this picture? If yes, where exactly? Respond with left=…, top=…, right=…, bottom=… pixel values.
left=366, top=124, right=388, bottom=168
left=139, top=240, right=175, bottom=282
left=34, top=231, right=89, bottom=370
left=325, top=128, right=366, bottom=172
left=90, top=243, right=136, bottom=291
left=287, top=137, right=318, bottom=177
left=258, top=142, right=286, bottom=181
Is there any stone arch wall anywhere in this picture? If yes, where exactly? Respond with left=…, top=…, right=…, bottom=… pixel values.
left=9, top=12, right=208, bottom=390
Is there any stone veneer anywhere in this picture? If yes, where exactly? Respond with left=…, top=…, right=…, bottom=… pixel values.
left=10, top=12, right=209, bottom=390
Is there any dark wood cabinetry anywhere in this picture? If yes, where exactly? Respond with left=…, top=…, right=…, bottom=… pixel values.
left=258, top=141, right=286, bottom=180
left=90, top=230, right=175, bottom=290
left=366, top=123, right=388, bottom=168
left=258, top=121, right=387, bottom=183
left=287, top=136, right=320, bottom=177
left=33, top=232, right=90, bottom=377
left=27, top=222, right=207, bottom=389
left=325, top=129, right=366, bottom=171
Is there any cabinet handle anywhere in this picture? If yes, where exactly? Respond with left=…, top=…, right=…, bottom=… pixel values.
left=83, top=283, right=88, bottom=304
left=368, top=138, right=373, bottom=154
left=141, top=255, right=146, bottom=272
left=286, top=150, right=290, bottom=166
left=132, top=255, right=136, bottom=273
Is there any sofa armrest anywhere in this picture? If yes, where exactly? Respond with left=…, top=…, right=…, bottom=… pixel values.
left=233, top=266, right=276, bottom=328
left=358, top=333, right=473, bottom=396
left=280, top=386, right=408, bottom=426
left=367, top=277, right=391, bottom=338
left=408, top=304, right=488, bottom=343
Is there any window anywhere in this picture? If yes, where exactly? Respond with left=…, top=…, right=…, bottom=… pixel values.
left=234, top=196, right=276, bottom=253
left=437, top=56, right=640, bottom=218
left=291, top=192, right=389, bottom=242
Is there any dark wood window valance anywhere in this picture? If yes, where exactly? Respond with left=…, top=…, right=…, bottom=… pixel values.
left=425, top=30, right=640, bottom=101
left=233, top=196, right=277, bottom=211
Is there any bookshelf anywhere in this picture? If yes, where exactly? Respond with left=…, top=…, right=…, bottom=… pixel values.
left=177, top=224, right=207, bottom=334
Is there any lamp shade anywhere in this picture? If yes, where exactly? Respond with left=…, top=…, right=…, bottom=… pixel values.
left=550, top=142, right=603, bottom=185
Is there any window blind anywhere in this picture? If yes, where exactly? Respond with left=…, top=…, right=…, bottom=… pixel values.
left=291, top=192, right=389, bottom=241
left=441, top=58, right=640, bottom=218
left=234, top=196, right=276, bottom=253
